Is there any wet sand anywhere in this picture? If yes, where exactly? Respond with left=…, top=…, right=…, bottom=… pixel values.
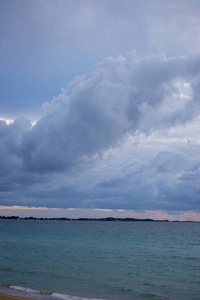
left=0, top=294, right=36, bottom=300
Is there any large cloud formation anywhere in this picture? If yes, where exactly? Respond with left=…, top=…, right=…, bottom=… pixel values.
left=21, top=55, right=200, bottom=170
left=1, top=54, right=200, bottom=210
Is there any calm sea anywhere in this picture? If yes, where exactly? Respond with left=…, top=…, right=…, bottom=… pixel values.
left=0, top=220, right=200, bottom=300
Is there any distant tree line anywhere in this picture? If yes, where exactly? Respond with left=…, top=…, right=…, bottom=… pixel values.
left=0, top=216, right=170, bottom=222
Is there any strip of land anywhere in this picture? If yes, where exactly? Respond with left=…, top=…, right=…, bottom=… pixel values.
left=0, top=294, right=36, bottom=300
left=0, top=216, right=169, bottom=222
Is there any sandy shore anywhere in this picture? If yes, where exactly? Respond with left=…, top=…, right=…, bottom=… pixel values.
left=0, top=293, right=37, bottom=300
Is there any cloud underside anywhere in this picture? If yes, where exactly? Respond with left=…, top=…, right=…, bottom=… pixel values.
left=0, top=54, right=200, bottom=211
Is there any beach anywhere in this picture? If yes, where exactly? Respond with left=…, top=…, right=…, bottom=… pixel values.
left=0, top=294, right=36, bottom=300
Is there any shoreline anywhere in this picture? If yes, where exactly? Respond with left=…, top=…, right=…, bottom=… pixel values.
left=0, top=293, right=37, bottom=300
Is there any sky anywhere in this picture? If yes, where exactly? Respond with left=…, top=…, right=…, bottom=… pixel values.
left=0, top=0, right=200, bottom=221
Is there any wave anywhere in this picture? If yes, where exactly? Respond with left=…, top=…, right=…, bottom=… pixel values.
left=1, top=285, right=106, bottom=300
left=52, top=292, right=105, bottom=300
left=10, top=285, right=40, bottom=293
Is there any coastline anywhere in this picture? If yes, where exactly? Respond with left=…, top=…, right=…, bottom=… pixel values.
left=0, top=294, right=37, bottom=300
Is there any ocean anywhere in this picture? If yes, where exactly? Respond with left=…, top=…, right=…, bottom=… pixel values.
left=0, top=220, right=200, bottom=300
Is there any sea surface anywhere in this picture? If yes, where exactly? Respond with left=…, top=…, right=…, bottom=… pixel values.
left=0, top=220, right=200, bottom=300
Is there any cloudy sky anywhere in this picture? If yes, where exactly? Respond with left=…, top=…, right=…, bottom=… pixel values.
left=1, top=0, right=200, bottom=220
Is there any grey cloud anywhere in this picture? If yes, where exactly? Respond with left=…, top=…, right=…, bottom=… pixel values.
left=0, top=53, right=200, bottom=212
left=2, top=0, right=200, bottom=119
left=17, top=54, right=200, bottom=173
left=2, top=0, right=200, bottom=71
left=80, top=151, right=200, bottom=211
left=148, top=151, right=184, bottom=173
left=23, top=1, right=200, bottom=56
left=1, top=1, right=200, bottom=214
left=0, top=118, right=31, bottom=176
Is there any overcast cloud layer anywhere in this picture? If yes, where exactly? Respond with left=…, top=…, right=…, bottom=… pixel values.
left=1, top=0, right=200, bottom=119
left=0, top=0, right=200, bottom=218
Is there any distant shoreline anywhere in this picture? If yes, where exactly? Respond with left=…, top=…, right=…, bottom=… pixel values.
left=0, top=216, right=197, bottom=222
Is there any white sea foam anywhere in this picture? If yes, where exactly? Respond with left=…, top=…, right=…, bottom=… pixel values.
left=52, top=292, right=105, bottom=300
left=7, top=286, right=104, bottom=300
left=10, top=285, right=39, bottom=293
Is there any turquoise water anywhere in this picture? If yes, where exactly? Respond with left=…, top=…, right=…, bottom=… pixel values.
left=0, top=220, right=200, bottom=300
